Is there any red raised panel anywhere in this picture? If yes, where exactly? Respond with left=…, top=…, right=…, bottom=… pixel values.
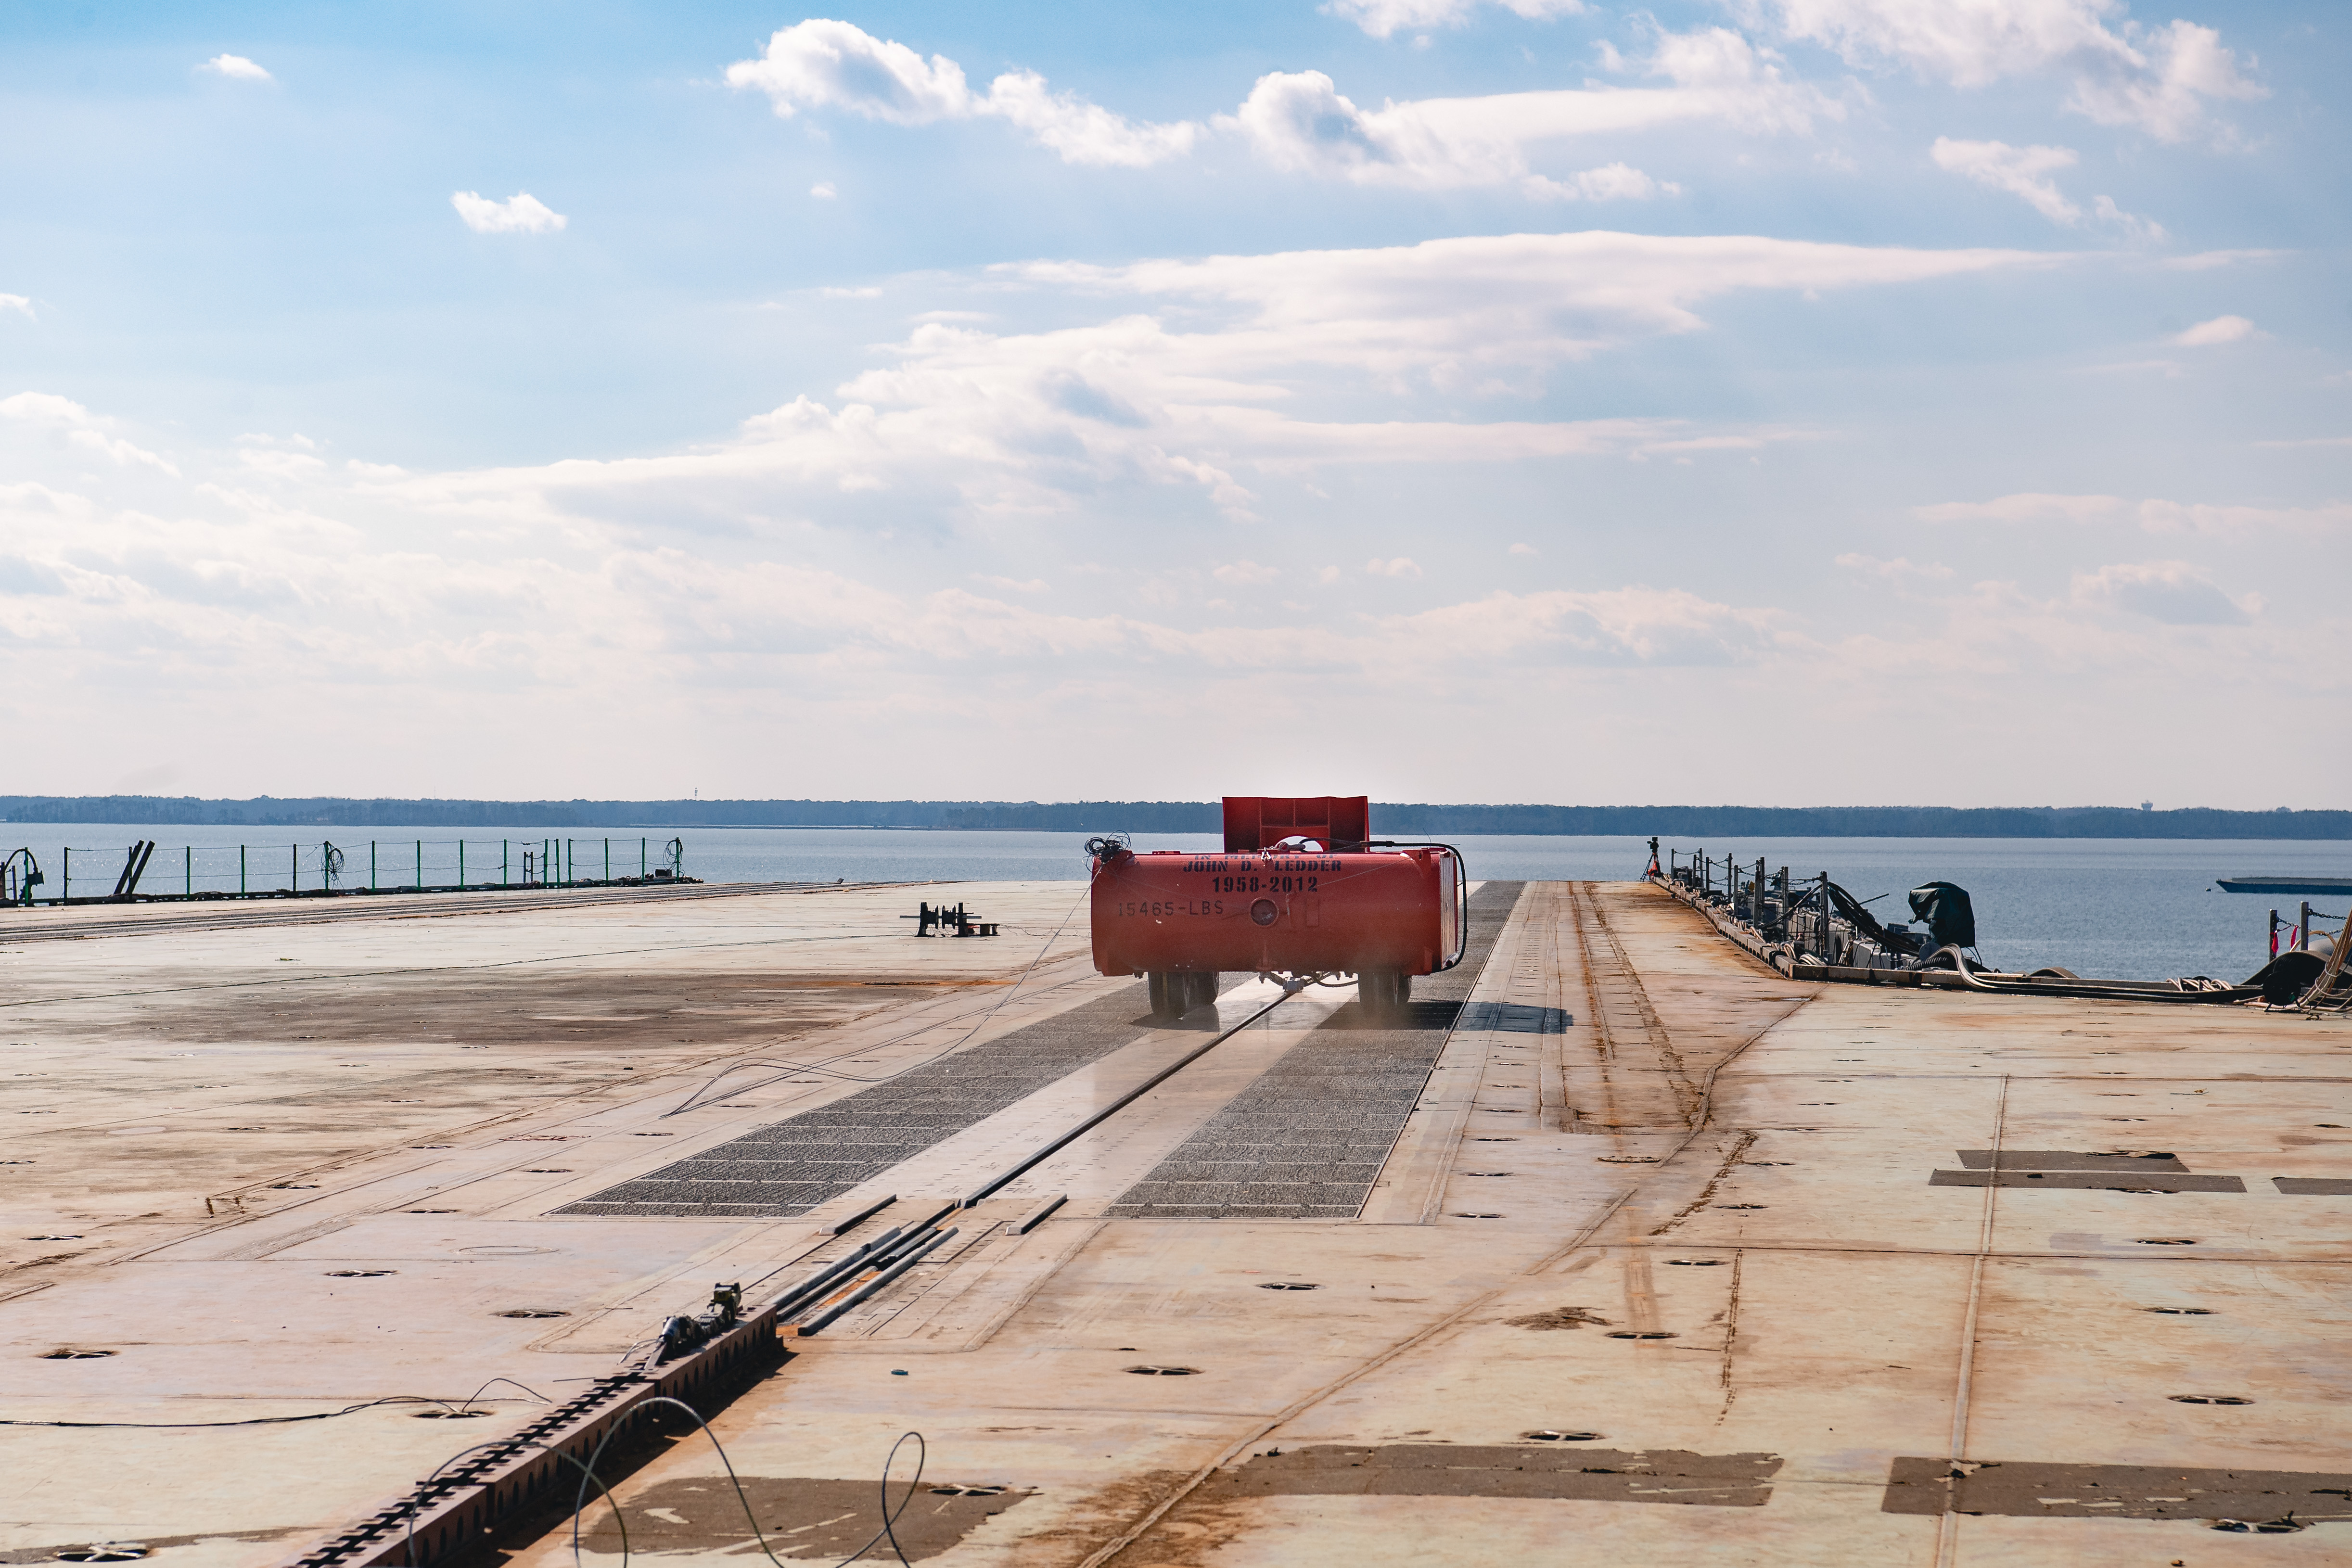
left=1221, top=795, right=1369, bottom=853
left=1090, top=846, right=1455, bottom=978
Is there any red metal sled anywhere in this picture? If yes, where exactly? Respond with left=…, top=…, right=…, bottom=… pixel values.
left=1088, top=796, right=1464, bottom=1019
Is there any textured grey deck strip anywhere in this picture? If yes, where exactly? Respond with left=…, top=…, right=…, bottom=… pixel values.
left=553, top=982, right=1154, bottom=1217
left=1105, top=881, right=1524, bottom=1220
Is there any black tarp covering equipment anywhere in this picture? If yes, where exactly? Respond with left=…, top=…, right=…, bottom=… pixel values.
left=1908, top=881, right=1977, bottom=950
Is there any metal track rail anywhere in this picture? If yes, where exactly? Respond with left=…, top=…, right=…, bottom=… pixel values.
left=769, top=984, right=1301, bottom=1336
left=270, top=982, right=1300, bottom=1568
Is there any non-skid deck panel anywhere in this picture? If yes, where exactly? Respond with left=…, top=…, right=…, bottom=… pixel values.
left=553, top=982, right=1154, bottom=1218
left=1879, top=1456, right=2352, bottom=1522
left=1105, top=881, right=1524, bottom=1220
left=1207, top=1445, right=1782, bottom=1505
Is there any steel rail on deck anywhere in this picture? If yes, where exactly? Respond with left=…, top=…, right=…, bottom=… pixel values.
left=269, top=975, right=1305, bottom=1567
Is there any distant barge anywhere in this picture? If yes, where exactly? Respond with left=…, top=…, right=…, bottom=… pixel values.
left=2217, top=876, right=2352, bottom=896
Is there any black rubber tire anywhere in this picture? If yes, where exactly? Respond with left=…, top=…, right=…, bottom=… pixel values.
left=1358, top=971, right=1399, bottom=1012
left=1187, top=971, right=1217, bottom=1012
left=1147, top=971, right=1176, bottom=1019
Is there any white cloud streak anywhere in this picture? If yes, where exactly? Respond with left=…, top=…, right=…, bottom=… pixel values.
left=450, top=191, right=567, bottom=234
left=200, top=54, right=272, bottom=82
left=1918, top=493, right=2352, bottom=535
left=358, top=230, right=2041, bottom=538
left=2072, top=559, right=2252, bottom=625
left=1231, top=30, right=1827, bottom=195
left=1749, top=0, right=2264, bottom=141
left=1930, top=137, right=2160, bottom=237
left=0, top=391, right=179, bottom=475
left=2171, top=313, right=2257, bottom=345
left=729, top=21, right=1831, bottom=191
left=1931, top=136, right=2080, bottom=222
left=1324, top=0, right=1589, bottom=40
left=726, top=20, right=1200, bottom=167
left=0, top=294, right=32, bottom=319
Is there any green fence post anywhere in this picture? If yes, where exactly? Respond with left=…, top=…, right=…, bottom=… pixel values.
left=603, top=838, right=610, bottom=881
left=459, top=840, right=466, bottom=889
left=502, top=840, right=509, bottom=888
left=641, top=838, right=647, bottom=878
left=184, top=845, right=191, bottom=897
left=62, top=847, right=69, bottom=901
left=415, top=840, right=422, bottom=891
left=292, top=844, right=298, bottom=894
left=238, top=844, right=244, bottom=896
left=370, top=841, right=377, bottom=891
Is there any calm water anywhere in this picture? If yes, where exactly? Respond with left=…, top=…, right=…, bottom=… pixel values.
left=4, top=824, right=2345, bottom=984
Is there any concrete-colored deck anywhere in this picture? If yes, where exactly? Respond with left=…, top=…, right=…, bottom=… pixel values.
left=5, top=880, right=2350, bottom=1566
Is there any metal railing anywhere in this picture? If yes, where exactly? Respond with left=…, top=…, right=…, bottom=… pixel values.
left=9, top=836, right=690, bottom=905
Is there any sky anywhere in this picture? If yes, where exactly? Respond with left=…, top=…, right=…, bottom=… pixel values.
left=0, top=0, right=2344, bottom=809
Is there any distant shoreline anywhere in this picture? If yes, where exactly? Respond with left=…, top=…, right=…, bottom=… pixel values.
left=1, top=796, right=2344, bottom=840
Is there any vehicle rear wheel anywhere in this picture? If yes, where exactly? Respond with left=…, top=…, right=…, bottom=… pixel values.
left=1147, top=971, right=1177, bottom=1019
left=1187, top=971, right=1218, bottom=1012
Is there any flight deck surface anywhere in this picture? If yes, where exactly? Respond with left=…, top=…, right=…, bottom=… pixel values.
left=4, top=879, right=2350, bottom=1566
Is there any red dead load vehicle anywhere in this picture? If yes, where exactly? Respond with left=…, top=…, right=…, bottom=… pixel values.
left=1088, top=796, right=1466, bottom=1020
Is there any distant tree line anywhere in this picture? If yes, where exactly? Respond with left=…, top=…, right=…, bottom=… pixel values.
left=0, top=796, right=977, bottom=828
left=0, top=796, right=2343, bottom=839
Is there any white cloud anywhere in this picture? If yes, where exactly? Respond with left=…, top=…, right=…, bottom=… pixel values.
left=1751, top=0, right=2263, bottom=141
left=1214, top=560, right=1280, bottom=585
left=2072, top=560, right=2252, bottom=625
left=725, top=20, right=971, bottom=125
left=1837, top=551, right=1954, bottom=581
left=1569, top=162, right=1675, bottom=200
left=2067, top=18, right=2264, bottom=142
left=238, top=447, right=328, bottom=478
left=819, top=285, right=881, bottom=299
left=199, top=54, right=272, bottom=82
left=1931, top=136, right=2080, bottom=222
left=2171, top=313, right=2257, bottom=346
left=1916, top=492, right=2123, bottom=523
left=2, top=379, right=2329, bottom=810
left=353, top=229, right=2050, bottom=541
left=0, top=391, right=179, bottom=475
left=1509, top=542, right=1539, bottom=555
left=0, top=294, right=32, bottom=319
left=811, top=181, right=838, bottom=200
left=1015, top=229, right=2051, bottom=384
left=1324, top=0, right=1588, bottom=40
left=1916, top=492, right=2352, bottom=535
left=1930, top=137, right=2161, bottom=238
left=727, top=21, right=1198, bottom=167
left=1386, top=585, right=1786, bottom=664
left=2089, top=193, right=2164, bottom=243
left=2135, top=500, right=2352, bottom=535
left=450, top=191, right=567, bottom=235
left=982, top=70, right=1201, bottom=167
left=2163, top=249, right=2279, bottom=271
left=1367, top=556, right=1425, bottom=577
left=1230, top=31, right=1827, bottom=195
